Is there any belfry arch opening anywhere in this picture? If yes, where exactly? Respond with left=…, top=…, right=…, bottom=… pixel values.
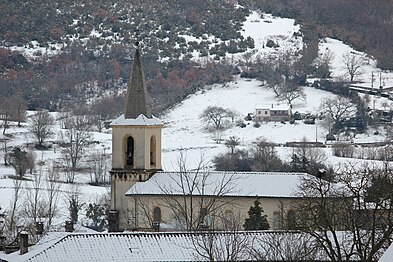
left=150, top=136, right=156, bottom=166
left=126, top=136, right=134, bottom=166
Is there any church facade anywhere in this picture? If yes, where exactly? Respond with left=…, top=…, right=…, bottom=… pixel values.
left=108, top=47, right=311, bottom=232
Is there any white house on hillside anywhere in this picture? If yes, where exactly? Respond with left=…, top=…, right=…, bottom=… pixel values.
left=255, top=104, right=291, bottom=122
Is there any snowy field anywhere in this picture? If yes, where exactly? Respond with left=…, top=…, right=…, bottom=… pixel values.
left=1, top=11, right=393, bottom=229
left=161, top=76, right=390, bottom=170
left=319, top=38, right=393, bottom=88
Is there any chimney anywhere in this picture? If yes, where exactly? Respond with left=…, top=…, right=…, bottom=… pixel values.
left=0, top=235, right=6, bottom=250
left=35, top=222, right=44, bottom=235
left=19, top=231, right=28, bottom=255
left=65, top=221, right=74, bottom=232
left=108, top=210, right=119, bottom=232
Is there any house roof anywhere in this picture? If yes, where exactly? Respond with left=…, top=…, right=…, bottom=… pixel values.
left=126, top=171, right=309, bottom=198
left=380, top=242, right=393, bottom=262
left=0, top=231, right=328, bottom=262
left=255, top=104, right=289, bottom=111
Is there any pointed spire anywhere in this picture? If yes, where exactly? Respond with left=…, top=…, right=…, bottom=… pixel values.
left=124, top=43, right=152, bottom=119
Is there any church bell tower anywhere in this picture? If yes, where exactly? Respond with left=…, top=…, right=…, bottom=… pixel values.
left=109, top=44, right=163, bottom=231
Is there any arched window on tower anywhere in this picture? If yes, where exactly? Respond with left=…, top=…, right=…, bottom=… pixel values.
left=150, top=136, right=156, bottom=166
left=126, top=136, right=134, bottom=166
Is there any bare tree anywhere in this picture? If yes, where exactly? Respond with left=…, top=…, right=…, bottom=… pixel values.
left=132, top=153, right=239, bottom=231
left=297, top=162, right=393, bottom=262
left=23, top=162, right=44, bottom=223
left=252, top=138, right=285, bottom=172
left=249, top=232, right=320, bottom=261
left=226, top=109, right=239, bottom=124
left=261, top=51, right=306, bottom=101
left=29, top=111, right=55, bottom=147
left=241, top=51, right=254, bottom=71
left=339, top=163, right=393, bottom=261
left=0, top=206, right=5, bottom=237
left=26, top=149, right=36, bottom=175
left=200, top=106, right=231, bottom=132
left=278, top=82, right=306, bottom=105
left=62, top=153, right=75, bottom=183
left=89, top=114, right=104, bottom=132
left=341, top=52, right=366, bottom=82
left=320, top=96, right=356, bottom=132
left=164, top=154, right=237, bottom=230
left=269, top=74, right=285, bottom=98
left=12, top=92, right=27, bottom=127
left=200, top=106, right=232, bottom=143
left=296, top=171, right=352, bottom=261
left=192, top=214, right=251, bottom=261
left=0, top=137, right=11, bottom=165
left=88, top=149, right=109, bottom=185
left=290, top=137, right=329, bottom=174
left=60, top=115, right=92, bottom=183
left=58, top=111, right=73, bottom=129
left=0, top=97, right=14, bottom=135
left=224, top=136, right=240, bottom=155
left=6, top=179, right=23, bottom=241
left=45, top=165, right=61, bottom=229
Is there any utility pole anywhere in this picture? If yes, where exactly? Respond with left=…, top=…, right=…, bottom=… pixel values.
left=379, top=72, right=383, bottom=88
left=371, top=72, right=375, bottom=90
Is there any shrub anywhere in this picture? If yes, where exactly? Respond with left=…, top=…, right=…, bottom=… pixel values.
left=266, top=39, right=278, bottom=48
left=332, top=143, right=354, bottom=158
left=244, top=113, right=252, bottom=121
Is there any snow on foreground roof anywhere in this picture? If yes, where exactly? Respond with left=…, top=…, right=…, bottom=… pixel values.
left=0, top=231, right=327, bottom=262
left=126, top=171, right=309, bottom=198
left=380, top=242, right=393, bottom=262
left=110, top=114, right=163, bottom=126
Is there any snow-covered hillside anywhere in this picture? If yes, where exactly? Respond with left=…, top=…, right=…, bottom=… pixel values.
left=319, top=38, right=393, bottom=88
left=1, top=11, right=392, bottom=231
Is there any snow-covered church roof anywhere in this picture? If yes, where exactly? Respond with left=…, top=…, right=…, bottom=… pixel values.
left=126, top=171, right=309, bottom=198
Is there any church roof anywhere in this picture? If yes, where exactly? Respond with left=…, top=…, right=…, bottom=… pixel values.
left=126, top=171, right=309, bottom=198
left=124, top=46, right=152, bottom=119
left=0, top=231, right=327, bottom=261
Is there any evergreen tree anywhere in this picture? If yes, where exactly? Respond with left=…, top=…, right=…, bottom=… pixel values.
left=9, top=147, right=28, bottom=178
left=290, top=153, right=302, bottom=172
left=243, top=199, right=270, bottom=230
left=86, top=203, right=107, bottom=231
